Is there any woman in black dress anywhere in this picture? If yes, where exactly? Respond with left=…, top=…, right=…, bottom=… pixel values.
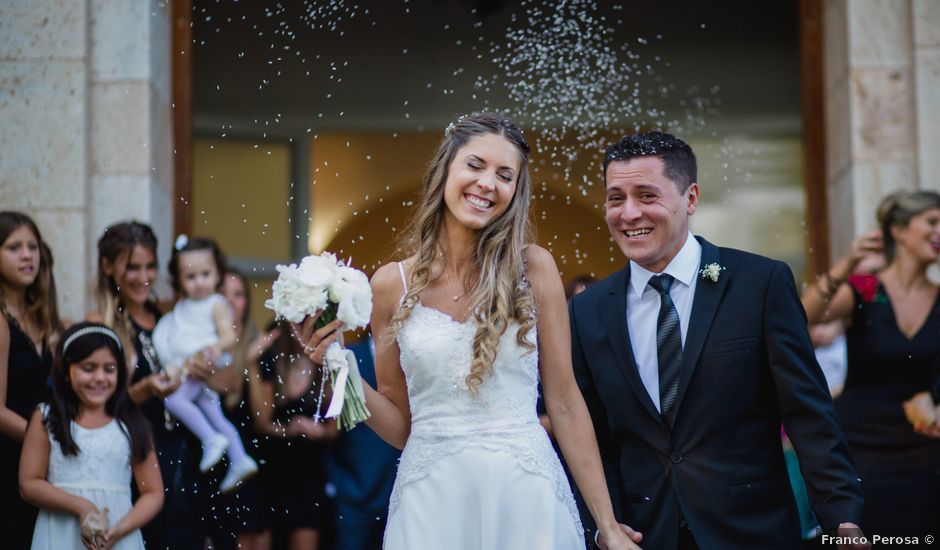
left=214, top=269, right=281, bottom=550
left=252, top=326, right=337, bottom=550
left=0, top=211, right=58, bottom=549
left=90, top=221, right=210, bottom=549
left=803, top=190, right=940, bottom=536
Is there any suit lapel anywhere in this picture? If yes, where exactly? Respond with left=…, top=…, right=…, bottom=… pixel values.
left=671, top=237, right=729, bottom=427
left=598, top=265, right=665, bottom=427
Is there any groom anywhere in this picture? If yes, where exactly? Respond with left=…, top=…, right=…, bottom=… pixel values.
left=570, top=132, right=867, bottom=549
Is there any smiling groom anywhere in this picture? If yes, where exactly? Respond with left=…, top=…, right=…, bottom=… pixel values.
left=570, top=132, right=867, bottom=549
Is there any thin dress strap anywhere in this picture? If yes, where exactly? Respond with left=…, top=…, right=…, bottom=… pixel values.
left=397, top=262, right=409, bottom=304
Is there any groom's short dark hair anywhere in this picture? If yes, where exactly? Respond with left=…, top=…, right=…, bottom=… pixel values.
left=604, top=131, right=697, bottom=192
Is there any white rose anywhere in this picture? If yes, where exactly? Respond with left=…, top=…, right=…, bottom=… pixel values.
left=329, top=265, right=370, bottom=302
left=336, top=283, right=373, bottom=329
left=298, top=253, right=339, bottom=288
left=296, top=284, right=329, bottom=319
left=266, top=263, right=329, bottom=323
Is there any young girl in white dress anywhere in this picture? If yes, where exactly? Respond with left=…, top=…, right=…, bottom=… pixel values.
left=152, top=236, right=257, bottom=493
left=295, top=113, right=642, bottom=550
left=19, top=322, right=163, bottom=550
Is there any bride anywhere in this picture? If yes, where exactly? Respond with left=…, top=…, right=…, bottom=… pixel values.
left=295, top=113, right=641, bottom=549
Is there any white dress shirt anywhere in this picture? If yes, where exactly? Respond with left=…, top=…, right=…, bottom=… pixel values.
left=626, top=233, right=702, bottom=412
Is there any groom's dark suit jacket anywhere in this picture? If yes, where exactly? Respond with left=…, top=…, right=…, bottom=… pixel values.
left=570, top=237, right=863, bottom=549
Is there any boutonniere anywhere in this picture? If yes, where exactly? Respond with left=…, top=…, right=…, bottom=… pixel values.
left=700, top=263, right=725, bottom=283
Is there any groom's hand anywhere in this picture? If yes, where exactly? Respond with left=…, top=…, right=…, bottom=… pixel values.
left=836, top=523, right=870, bottom=550
left=596, top=523, right=643, bottom=549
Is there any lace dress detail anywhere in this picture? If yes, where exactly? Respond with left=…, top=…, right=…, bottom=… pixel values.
left=384, top=296, right=583, bottom=548
left=31, top=405, right=144, bottom=550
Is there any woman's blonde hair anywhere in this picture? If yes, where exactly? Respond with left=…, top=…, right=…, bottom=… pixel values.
left=390, top=112, right=536, bottom=392
left=876, top=190, right=940, bottom=263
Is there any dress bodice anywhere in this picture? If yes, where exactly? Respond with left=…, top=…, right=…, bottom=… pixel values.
left=43, top=408, right=133, bottom=492
left=393, top=303, right=580, bottom=529
left=398, top=303, right=540, bottom=432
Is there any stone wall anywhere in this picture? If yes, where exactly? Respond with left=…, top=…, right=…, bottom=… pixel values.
left=0, top=0, right=173, bottom=321
left=824, top=0, right=940, bottom=260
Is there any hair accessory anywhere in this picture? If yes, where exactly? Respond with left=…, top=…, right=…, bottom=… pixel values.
left=444, top=114, right=469, bottom=136
left=174, top=234, right=189, bottom=251
left=62, top=326, right=123, bottom=356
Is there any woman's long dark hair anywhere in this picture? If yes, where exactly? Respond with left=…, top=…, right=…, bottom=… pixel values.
left=47, top=322, right=153, bottom=463
left=96, top=221, right=159, bottom=353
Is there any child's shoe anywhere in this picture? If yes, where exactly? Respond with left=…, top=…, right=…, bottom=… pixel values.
left=200, top=433, right=228, bottom=472
left=219, top=456, right=259, bottom=493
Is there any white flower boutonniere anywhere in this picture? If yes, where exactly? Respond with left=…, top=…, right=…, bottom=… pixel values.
left=700, top=263, right=725, bottom=282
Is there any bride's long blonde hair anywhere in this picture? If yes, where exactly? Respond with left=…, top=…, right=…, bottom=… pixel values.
left=390, top=113, right=536, bottom=392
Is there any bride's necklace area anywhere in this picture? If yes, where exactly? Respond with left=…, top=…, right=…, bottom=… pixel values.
left=438, top=250, right=470, bottom=302
left=446, top=271, right=469, bottom=302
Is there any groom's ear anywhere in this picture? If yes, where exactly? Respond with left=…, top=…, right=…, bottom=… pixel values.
left=685, top=182, right=700, bottom=215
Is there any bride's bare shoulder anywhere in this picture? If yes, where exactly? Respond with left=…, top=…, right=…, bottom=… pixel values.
left=371, top=258, right=413, bottom=304
left=523, top=245, right=559, bottom=279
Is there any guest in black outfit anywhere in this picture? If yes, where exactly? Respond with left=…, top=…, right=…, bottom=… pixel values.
left=253, top=326, right=337, bottom=550
left=803, top=190, right=940, bottom=537
left=325, top=334, right=400, bottom=550
left=0, top=211, right=58, bottom=549
left=214, top=269, right=280, bottom=550
left=90, top=221, right=208, bottom=549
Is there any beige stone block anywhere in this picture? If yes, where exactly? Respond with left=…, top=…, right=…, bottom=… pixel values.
left=850, top=68, right=916, bottom=162
left=913, top=0, right=940, bottom=47
left=29, top=208, right=89, bottom=322
left=915, top=47, right=940, bottom=189
left=91, top=81, right=151, bottom=175
left=826, top=166, right=856, bottom=260
left=852, top=160, right=917, bottom=227
left=90, top=0, right=150, bottom=81
left=89, top=175, right=151, bottom=238
left=147, top=176, right=174, bottom=297
left=826, top=75, right=852, bottom=181
left=847, top=0, right=912, bottom=66
left=824, top=0, right=849, bottom=89
left=149, top=1, right=172, bottom=101
left=0, top=60, right=86, bottom=209
left=149, top=89, right=173, bottom=192
left=0, top=0, right=85, bottom=60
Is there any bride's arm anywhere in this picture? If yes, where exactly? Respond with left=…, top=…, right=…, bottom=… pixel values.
left=527, top=246, right=642, bottom=550
left=295, top=262, right=412, bottom=449
left=361, top=263, right=412, bottom=449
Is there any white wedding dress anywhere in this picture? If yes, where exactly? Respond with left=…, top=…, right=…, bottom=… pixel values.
left=383, top=264, right=583, bottom=550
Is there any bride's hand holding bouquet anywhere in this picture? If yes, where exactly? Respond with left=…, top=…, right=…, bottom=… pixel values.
left=266, top=252, right=373, bottom=430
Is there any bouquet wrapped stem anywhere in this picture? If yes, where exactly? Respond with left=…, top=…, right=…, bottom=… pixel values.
left=315, top=303, right=371, bottom=431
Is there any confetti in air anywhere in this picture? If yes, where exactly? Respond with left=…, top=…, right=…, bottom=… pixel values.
left=476, top=0, right=717, bottom=193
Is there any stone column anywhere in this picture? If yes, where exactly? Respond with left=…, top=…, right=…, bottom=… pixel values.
left=0, top=0, right=173, bottom=321
left=824, top=0, right=940, bottom=260
left=913, top=0, right=940, bottom=192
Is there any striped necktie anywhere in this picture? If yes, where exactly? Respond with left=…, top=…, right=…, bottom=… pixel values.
left=649, top=274, right=682, bottom=424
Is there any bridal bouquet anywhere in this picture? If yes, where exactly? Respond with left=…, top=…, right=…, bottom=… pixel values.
left=265, top=252, right=372, bottom=430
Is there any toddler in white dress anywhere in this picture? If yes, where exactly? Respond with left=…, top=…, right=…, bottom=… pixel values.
left=153, top=236, right=257, bottom=493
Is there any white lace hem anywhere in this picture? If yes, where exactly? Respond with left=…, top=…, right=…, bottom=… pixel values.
left=389, top=430, right=583, bottom=534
